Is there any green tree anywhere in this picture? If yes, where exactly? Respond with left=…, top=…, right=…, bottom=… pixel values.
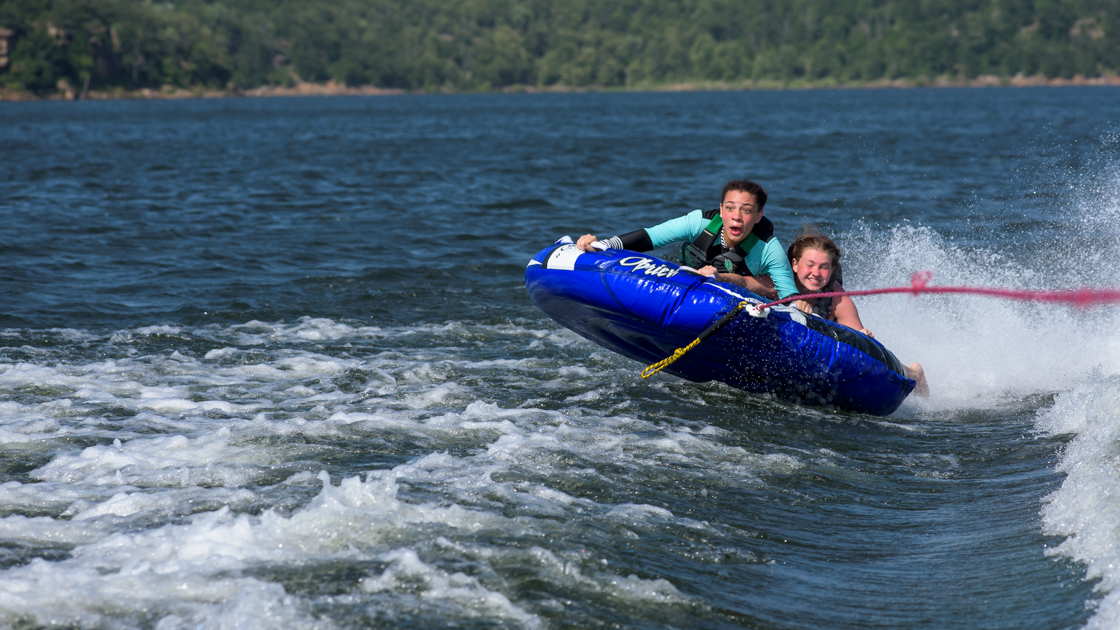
left=2, top=0, right=1120, bottom=96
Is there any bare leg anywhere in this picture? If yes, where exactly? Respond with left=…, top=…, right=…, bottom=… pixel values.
left=905, top=362, right=929, bottom=397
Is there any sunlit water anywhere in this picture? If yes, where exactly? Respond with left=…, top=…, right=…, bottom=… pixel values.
left=2, top=88, right=1120, bottom=628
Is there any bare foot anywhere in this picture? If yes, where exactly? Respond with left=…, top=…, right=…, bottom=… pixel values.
left=905, top=362, right=929, bottom=397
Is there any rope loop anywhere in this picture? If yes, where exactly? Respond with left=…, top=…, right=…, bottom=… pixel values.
left=641, top=339, right=701, bottom=378
left=911, top=270, right=932, bottom=291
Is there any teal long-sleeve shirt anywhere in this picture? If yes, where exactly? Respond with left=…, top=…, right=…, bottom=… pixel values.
left=644, top=209, right=799, bottom=299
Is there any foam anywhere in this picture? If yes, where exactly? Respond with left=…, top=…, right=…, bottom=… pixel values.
left=0, top=479, right=103, bottom=514
left=0, top=514, right=106, bottom=546
left=134, top=325, right=182, bottom=336
left=0, top=315, right=923, bottom=625
left=0, top=406, right=63, bottom=444
left=0, top=558, right=320, bottom=630
left=842, top=223, right=1120, bottom=412
left=0, top=463, right=517, bottom=626
left=31, top=429, right=275, bottom=488
left=67, top=487, right=259, bottom=521
left=0, top=398, right=748, bottom=623
left=1037, top=375, right=1120, bottom=629
left=359, top=547, right=543, bottom=627
left=485, top=416, right=800, bottom=468
left=524, top=546, right=692, bottom=605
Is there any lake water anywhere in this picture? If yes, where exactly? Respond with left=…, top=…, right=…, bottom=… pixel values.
left=2, top=87, right=1120, bottom=628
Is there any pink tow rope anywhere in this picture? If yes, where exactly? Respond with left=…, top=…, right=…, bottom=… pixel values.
left=755, top=271, right=1120, bottom=311
left=643, top=272, right=1120, bottom=379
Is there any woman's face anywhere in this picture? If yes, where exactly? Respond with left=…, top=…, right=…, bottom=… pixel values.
left=718, top=190, right=762, bottom=249
left=792, top=248, right=834, bottom=292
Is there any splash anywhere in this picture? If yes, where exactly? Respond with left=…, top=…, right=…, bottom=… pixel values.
left=756, top=271, right=1120, bottom=311
left=1038, top=376, right=1120, bottom=630
left=827, top=218, right=1120, bottom=411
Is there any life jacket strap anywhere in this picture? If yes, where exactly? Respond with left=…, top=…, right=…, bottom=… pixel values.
left=682, top=214, right=756, bottom=275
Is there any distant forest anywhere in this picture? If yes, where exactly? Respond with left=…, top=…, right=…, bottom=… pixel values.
left=2, top=0, right=1119, bottom=96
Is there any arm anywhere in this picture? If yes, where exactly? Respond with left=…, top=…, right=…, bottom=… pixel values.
left=703, top=235, right=788, bottom=299
left=643, top=209, right=707, bottom=248
left=709, top=272, right=778, bottom=299
left=577, top=210, right=707, bottom=252
left=832, top=289, right=873, bottom=337
left=757, top=239, right=799, bottom=299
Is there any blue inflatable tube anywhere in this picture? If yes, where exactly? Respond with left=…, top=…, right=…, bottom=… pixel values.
left=525, top=243, right=915, bottom=416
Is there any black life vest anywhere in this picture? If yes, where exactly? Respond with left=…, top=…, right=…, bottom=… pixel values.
left=807, top=279, right=839, bottom=320
left=681, top=208, right=775, bottom=276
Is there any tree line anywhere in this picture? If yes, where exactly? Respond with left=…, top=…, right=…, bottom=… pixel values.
left=2, top=0, right=1118, bottom=96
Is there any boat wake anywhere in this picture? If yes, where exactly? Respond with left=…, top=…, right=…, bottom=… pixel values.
left=839, top=164, right=1120, bottom=627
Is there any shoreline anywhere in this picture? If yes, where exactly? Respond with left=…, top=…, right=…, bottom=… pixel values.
left=3, top=73, right=1119, bottom=102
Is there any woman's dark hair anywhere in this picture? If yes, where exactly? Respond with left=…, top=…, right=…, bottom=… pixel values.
left=720, top=179, right=768, bottom=210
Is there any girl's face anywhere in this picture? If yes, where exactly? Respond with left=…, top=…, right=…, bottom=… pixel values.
left=792, top=248, right=834, bottom=292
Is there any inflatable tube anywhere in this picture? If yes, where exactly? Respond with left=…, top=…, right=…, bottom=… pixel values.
left=525, top=243, right=915, bottom=416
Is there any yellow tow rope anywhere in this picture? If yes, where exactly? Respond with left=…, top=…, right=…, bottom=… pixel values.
left=641, top=300, right=756, bottom=378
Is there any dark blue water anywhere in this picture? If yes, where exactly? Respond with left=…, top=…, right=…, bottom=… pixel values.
left=1, top=88, right=1119, bottom=628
